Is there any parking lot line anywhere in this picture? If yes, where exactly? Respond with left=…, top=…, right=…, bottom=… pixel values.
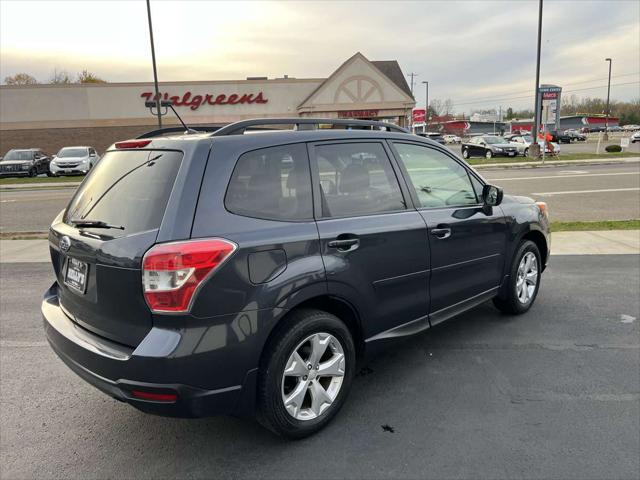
left=532, top=187, right=640, bottom=196
left=488, top=172, right=640, bottom=181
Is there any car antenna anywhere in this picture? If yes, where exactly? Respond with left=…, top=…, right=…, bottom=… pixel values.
left=144, top=100, right=200, bottom=134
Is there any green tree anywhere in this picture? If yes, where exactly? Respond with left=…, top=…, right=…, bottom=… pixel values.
left=76, top=70, right=106, bottom=84
left=4, top=73, right=38, bottom=85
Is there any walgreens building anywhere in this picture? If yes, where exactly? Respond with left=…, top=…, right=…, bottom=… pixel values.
left=0, top=53, right=415, bottom=154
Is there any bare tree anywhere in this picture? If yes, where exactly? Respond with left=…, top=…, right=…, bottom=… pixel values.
left=4, top=73, right=38, bottom=85
left=49, top=69, right=72, bottom=84
left=429, top=98, right=454, bottom=116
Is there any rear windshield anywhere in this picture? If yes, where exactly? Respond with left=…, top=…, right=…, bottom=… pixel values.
left=64, top=150, right=182, bottom=236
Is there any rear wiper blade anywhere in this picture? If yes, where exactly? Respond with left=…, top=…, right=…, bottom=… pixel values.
left=69, top=219, right=124, bottom=230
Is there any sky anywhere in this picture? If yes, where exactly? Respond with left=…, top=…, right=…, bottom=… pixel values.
left=1, top=0, right=638, bottom=113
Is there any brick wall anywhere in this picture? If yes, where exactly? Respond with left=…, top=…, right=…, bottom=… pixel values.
left=0, top=125, right=158, bottom=156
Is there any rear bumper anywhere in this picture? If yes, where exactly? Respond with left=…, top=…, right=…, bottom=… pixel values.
left=42, top=283, right=257, bottom=418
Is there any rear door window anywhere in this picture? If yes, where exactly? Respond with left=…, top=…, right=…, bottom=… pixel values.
left=225, top=143, right=313, bottom=221
left=64, top=150, right=182, bottom=236
left=312, top=142, right=405, bottom=218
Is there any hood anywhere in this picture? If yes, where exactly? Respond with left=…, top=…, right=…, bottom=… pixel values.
left=502, top=194, right=535, bottom=205
left=491, top=143, right=516, bottom=148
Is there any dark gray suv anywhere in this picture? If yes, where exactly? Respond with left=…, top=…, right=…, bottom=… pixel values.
left=43, top=118, right=550, bottom=438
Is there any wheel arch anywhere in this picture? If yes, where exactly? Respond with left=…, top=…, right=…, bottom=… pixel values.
left=259, top=293, right=365, bottom=372
left=520, top=228, right=549, bottom=268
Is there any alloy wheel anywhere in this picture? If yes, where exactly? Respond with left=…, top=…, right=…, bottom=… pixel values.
left=516, top=252, right=538, bottom=304
left=281, top=332, right=345, bottom=421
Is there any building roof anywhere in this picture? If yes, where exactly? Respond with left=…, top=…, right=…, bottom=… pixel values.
left=371, top=61, right=414, bottom=99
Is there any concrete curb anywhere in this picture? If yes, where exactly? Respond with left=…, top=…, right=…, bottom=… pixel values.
left=2, top=231, right=638, bottom=263
left=0, top=182, right=81, bottom=191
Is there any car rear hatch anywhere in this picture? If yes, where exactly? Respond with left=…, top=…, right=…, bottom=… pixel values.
left=49, top=148, right=183, bottom=347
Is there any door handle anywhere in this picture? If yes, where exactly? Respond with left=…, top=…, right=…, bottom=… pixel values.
left=430, top=227, right=452, bottom=240
left=328, top=238, right=360, bottom=251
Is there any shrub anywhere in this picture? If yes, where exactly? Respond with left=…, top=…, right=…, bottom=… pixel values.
left=605, top=144, right=622, bottom=152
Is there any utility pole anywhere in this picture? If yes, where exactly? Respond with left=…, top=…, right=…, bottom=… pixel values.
left=146, top=0, right=162, bottom=128
left=604, top=57, right=612, bottom=140
left=531, top=0, right=543, bottom=159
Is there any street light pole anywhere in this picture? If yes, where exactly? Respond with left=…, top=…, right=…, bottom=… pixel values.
left=146, top=0, right=162, bottom=128
left=531, top=0, right=543, bottom=159
left=406, top=73, right=418, bottom=131
left=422, top=80, right=429, bottom=126
left=604, top=57, right=612, bottom=140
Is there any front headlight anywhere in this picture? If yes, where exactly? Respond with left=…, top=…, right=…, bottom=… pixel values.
left=536, top=201, right=549, bottom=219
left=494, top=147, right=503, bottom=152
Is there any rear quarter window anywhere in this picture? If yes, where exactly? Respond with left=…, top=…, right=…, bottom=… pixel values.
left=64, top=150, right=183, bottom=236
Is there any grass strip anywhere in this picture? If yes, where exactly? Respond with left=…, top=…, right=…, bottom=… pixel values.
left=551, top=219, right=640, bottom=232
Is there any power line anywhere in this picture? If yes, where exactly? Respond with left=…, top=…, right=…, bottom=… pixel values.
left=449, top=81, right=639, bottom=108
left=446, top=72, right=639, bottom=107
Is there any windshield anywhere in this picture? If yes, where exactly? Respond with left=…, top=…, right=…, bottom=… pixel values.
left=523, top=136, right=533, bottom=142
left=64, top=150, right=183, bottom=236
left=483, top=137, right=505, bottom=144
left=58, top=148, right=88, bottom=158
left=2, top=150, right=33, bottom=161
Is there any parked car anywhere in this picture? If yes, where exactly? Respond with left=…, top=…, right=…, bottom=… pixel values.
left=443, top=134, right=462, bottom=144
left=461, top=135, right=519, bottom=159
left=43, top=118, right=549, bottom=439
left=631, top=132, right=640, bottom=143
left=0, top=148, right=51, bottom=177
left=622, top=124, right=640, bottom=132
left=417, top=131, right=446, bottom=145
left=504, top=134, right=560, bottom=156
left=562, top=129, right=587, bottom=141
left=607, top=125, right=622, bottom=132
left=50, top=146, right=100, bottom=176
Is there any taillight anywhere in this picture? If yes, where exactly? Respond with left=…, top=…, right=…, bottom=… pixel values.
left=142, top=239, right=237, bottom=313
left=115, top=139, right=151, bottom=149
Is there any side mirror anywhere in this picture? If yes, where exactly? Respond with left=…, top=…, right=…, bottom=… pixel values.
left=482, top=184, right=503, bottom=207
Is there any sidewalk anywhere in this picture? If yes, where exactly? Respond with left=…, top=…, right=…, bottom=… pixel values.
left=1, top=231, right=638, bottom=263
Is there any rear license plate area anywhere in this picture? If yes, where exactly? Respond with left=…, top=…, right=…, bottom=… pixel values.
left=64, top=257, right=88, bottom=294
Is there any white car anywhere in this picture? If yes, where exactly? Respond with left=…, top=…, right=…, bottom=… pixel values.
left=50, top=146, right=100, bottom=176
left=631, top=132, right=640, bottom=143
left=443, top=134, right=461, bottom=144
left=504, top=134, right=560, bottom=156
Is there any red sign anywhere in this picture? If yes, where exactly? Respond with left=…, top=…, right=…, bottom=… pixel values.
left=412, top=108, right=426, bottom=123
left=338, top=109, right=379, bottom=118
left=141, top=91, right=268, bottom=111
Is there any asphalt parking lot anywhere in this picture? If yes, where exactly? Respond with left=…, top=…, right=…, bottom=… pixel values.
left=1, top=256, right=638, bottom=479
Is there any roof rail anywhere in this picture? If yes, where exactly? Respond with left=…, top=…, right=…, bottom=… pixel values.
left=136, top=125, right=221, bottom=139
left=210, top=118, right=409, bottom=136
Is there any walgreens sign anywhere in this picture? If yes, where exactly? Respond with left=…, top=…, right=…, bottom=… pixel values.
left=140, top=91, right=268, bottom=111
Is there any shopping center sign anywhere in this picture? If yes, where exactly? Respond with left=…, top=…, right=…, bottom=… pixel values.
left=140, top=91, right=268, bottom=111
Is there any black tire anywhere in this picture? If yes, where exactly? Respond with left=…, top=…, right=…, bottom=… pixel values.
left=257, top=309, right=356, bottom=439
left=524, top=147, right=529, bottom=157
left=485, top=150, right=493, bottom=159
left=462, top=148, right=469, bottom=159
left=493, top=240, right=542, bottom=315
left=28, top=168, right=36, bottom=177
